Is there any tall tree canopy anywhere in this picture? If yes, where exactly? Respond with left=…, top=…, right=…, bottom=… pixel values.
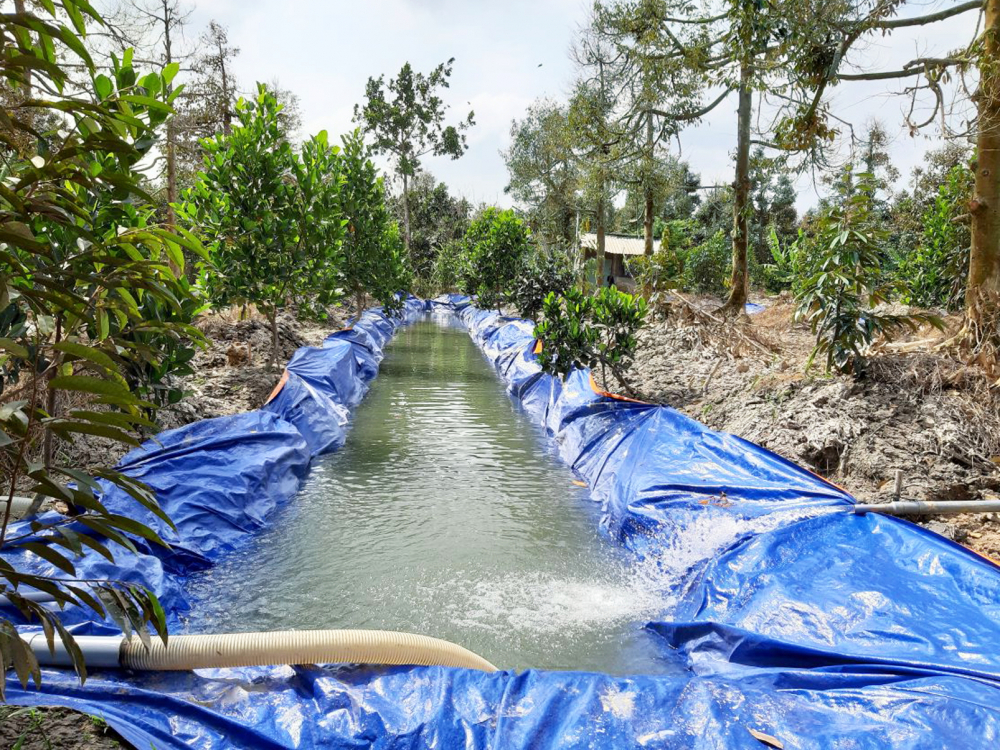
left=503, top=99, right=580, bottom=249
left=354, top=59, right=475, bottom=251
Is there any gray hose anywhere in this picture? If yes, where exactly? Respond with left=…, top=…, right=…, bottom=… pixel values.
left=29, top=629, right=498, bottom=673
left=854, top=499, right=1000, bottom=516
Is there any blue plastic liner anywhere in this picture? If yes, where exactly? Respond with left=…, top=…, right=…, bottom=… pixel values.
left=5, top=293, right=1000, bottom=749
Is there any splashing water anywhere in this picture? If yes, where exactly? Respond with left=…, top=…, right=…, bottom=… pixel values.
left=184, top=317, right=839, bottom=674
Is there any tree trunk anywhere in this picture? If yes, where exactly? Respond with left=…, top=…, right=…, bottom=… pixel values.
left=597, top=187, right=606, bottom=288
left=14, top=0, right=33, bottom=135
left=42, top=315, right=62, bottom=470
left=644, top=110, right=655, bottom=256
left=401, top=171, right=412, bottom=252
left=220, top=38, right=233, bottom=134
left=13, top=1, right=29, bottom=97
left=968, top=0, right=1000, bottom=320
left=164, top=4, right=177, bottom=232
left=268, top=308, right=278, bottom=370
left=721, top=65, right=753, bottom=316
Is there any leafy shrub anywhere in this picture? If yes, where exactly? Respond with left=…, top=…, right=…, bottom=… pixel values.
left=591, top=286, right=648, bottom=391
left=661, top=219, right=698, bottom=258
left=508, top=246, right=576, bottom=319
left=899, top=163, right=973, bottom=310
left=431, top=239, right=465, bottom=292
left=534, top=289, right=598, bottom=379
left=681, top=230, right=730, bottom=294
left=628, top=219, right=694, bottom=303
left=459, top=207, right=531, bottom=310
left=534, top=287, right=647, bottom=394
left=760, top=225, right=805, bottom=293
left=795, top=173, right=941, bottom=375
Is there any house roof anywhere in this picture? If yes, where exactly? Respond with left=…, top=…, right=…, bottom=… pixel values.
left=580, top=233, right=655, bottom=256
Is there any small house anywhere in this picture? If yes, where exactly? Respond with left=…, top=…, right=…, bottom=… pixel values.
left=580, top=233, right=654, bottom=288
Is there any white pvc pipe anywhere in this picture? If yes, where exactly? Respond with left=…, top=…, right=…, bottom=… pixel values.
left=1, top=496, right=37, bottom=518
left=28, top=629, right=498, bottom=673
left=27, top=634, right=122, bottom=669
left=0, top=590, right=58, bottom=608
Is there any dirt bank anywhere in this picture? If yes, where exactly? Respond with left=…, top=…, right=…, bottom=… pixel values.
left=604, top=295, right=1000, bottom=560
left=57, top=305, right=351, bottom=475
left=0, top=706, right=126, bottom=748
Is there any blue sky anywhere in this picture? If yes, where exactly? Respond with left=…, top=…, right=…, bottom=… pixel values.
left=177, top=0, right=979, bottom=213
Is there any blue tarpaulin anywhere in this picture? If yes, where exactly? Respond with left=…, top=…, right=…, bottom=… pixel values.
left=4, top=293, right=1000, bottom=749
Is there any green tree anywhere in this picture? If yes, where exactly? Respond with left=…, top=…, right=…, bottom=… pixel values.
left=899, top=163, right=974, bottom=311
left=293, top=129, right=349, bottom=315
left=615, top=157, right=701, bottom=236
left=460, top=208, right=531, bottom=311
left=392, top=170, right=470, bottom=281
left=338, top=131, right=411, bottom=316
left=1, top=5, right=208, bottom=693
left=682, top=230, right=732, bottom=295
left=749, top=148, right=798, bottom=267
left=890, top=144, right=972, bottom=274
left=503, top=99, right=580, bottom=248
left=567, top=72, right=619, bottom=281
left=795, top=171, right=941, bottom=375
left=180, top=84, right=344, bottom=367
left=354, top=59, right=475, bottom=252
left=589, top=0, right=709, bottom=255
left=431, top=239, right=465, bottom=293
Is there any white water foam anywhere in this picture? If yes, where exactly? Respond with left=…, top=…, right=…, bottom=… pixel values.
left=404, top=505, right=844, bottom=643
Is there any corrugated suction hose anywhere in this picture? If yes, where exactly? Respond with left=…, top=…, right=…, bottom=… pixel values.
left=118, top=629, right=498, bottom=672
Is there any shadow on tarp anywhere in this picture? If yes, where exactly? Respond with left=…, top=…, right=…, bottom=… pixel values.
left=4, top=293, right=1000, bottom=748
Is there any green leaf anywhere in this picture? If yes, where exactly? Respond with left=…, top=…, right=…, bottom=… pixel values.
left=163, top=62, right=180, bottom=83
left=0, top=338, right=29, bottom=358
left=49, top=375, right=135, bottom=400
left=97, top=308, right=109, bottom=340
left=46, top=419, right=140, bottom=446
left=21, top=542, right=77, bottom=576
left=94, top=73, right=113, bottom=100
left=53, top=341, right=117, bottom=371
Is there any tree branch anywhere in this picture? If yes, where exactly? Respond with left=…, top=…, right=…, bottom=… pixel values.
left=651, top=87, right=733, bottom=122
left=873, top=0, right=983, bottom=29
left=838, top=57, right=966, bottom=81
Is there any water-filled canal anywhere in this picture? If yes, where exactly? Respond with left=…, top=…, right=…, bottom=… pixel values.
left=186, top=315, right=675, bottom=674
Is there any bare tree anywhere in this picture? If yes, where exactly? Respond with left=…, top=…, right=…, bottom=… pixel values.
left=102, top=0, right=196, bottom=226
left=174, top=20, right=240, bottom=184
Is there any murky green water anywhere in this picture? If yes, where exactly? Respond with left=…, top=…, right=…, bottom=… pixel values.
left=186, top=315, right=675, bottom=674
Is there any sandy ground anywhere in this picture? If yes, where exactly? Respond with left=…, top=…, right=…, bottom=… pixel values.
left=597, top=293, right=1000, bottom=560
